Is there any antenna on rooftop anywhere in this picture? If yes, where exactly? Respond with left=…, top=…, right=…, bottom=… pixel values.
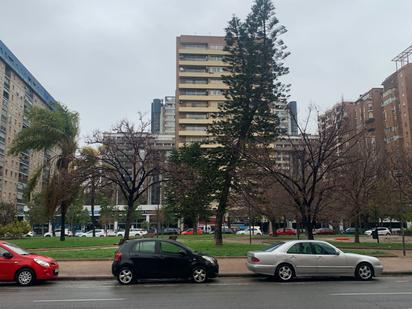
left=392, top=45, right=412, bottom=71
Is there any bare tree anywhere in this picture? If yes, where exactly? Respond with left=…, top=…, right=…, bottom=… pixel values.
left=250, top=106, right=360, bottom=239
left=87, top=118, right=162, bottom=240
left=337, top=136, right=380, bottom=243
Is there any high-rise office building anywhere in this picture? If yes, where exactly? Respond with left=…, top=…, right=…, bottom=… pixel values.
left=287, top=101, right=298, bottom=136
left=151, top=98, right=163, bottom=134
left=0, top=40, right=55, bottom=216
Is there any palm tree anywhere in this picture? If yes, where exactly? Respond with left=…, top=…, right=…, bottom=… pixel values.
left=9, top=103, right=79, bottom=241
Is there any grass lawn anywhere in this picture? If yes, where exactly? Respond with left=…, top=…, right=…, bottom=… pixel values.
left=7, top=237, right=122, bottom=249
left=26, top=239, right=396, bottom=260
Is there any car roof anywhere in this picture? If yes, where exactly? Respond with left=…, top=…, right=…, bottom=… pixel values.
left=281, top=240, right=332, bottom=245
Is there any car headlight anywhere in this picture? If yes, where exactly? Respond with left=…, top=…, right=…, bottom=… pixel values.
left=34, top=258, right=50, bottom=268
left=202, top=256, right=216, bottom=264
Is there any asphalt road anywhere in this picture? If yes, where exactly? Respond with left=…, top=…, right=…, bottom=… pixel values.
left=2, top=276, right=412, bottom=309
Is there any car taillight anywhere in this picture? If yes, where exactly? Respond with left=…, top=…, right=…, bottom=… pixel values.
left=114, top=251, right=122, bottom=262
left=251, top=256, right=260, bottom=264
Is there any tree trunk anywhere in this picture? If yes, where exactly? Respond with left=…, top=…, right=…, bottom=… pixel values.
left=91, top=179, right=96, bottom=237
left=214, top=172, right=232, bottom=246
left=304, top=217, right=314, bottom=240
left=124, top=197, right=134, bottom=240
left=354, top=206, right=360, bottom=244
left=193, top=217, right=198, bottom=235
left=60, top=202, right=67, bottom=241
left=270, top=219, right=277, bottom=237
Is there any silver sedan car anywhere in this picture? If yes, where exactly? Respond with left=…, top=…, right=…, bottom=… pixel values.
left=247, top=240, right=383, bottom=281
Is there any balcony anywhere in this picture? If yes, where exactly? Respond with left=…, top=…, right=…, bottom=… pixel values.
left=179, top=106, right=219, bottom=113
left=179, top=118, right=214, bottom=124
left=178, top=95, right=225, bottom=101
left=178, top=130, right=209, bottom=136
left=179, top=60, right=229, bottom=67
left=179, top=83, right=228, bottom=90
left=178, top=48, right=229, bottom=56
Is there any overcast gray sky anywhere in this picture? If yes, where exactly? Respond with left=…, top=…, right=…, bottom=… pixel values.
left=1, top=0, right=411, bottom=139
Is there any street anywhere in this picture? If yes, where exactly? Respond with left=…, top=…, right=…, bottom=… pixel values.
left=1, top=276, right=412, bottom=309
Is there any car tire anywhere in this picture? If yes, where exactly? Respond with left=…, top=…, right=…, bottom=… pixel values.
left=45, top=235, right=51, bottom=237
left=192, top=266, right=208, bottom=283
left=117, top=267, right=135, bottom=285
left=16, top=268, right=35, bottom=286
left=275, top=263, right=295, bottom=282
left=355, top=263, right=374, bottom=281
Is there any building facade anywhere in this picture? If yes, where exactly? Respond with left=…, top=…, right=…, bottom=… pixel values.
left=175, top=35, right=291, bottom=148
left=175, top=35, right=229, bottom=148
left=381, top=62, right=412, bottom=153
left=0, top=40, right=55, bottom=215
left=150, top=98, right=163, bottom=134
left=287, top=101, right=298, bottom=136
left=160, top=96, right=175, bottom=135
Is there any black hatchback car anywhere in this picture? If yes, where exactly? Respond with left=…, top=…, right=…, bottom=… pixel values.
left=112, top=239, right=219, bottom=285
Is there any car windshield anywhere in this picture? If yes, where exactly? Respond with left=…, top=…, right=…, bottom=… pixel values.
left=3, top=243, right=30, bottom=255
left=263, top=242, right=285, bottom=252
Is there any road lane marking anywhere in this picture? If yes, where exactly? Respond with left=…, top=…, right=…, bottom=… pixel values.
left=331, top=292, right=412, bottom=296
left=33, top=298, right=125, bottom=303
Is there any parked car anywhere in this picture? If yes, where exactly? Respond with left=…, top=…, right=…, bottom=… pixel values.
left=247, top=240, right=383, bottom=282
left=222, top=227, right=235, bottom=234
left=181, top=228, right=203, bottom=235
left=0, top=241, right=59, bottom=286
left=112, top=239, right=218, bottom=284
left=275, top=228, right=297, bottom=236
left=236, top=227, right=263, bottom=236
left=313, top=228, right=335, bottom=235
left=364, top=227, right=391, bottom=236
left=23, top=231, right=34, bottom=237
left=43, top=229, right=73, bottom=237
left=343, top=227, right=364, bottom=234
left=77, top=229, right=106, bottom=237
left=161, top=228, right=180, bottom=235
left=117, top=228, right=148, bottom=238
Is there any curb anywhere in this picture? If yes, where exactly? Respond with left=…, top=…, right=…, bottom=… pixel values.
left=58, top=272, right=412, bottom=281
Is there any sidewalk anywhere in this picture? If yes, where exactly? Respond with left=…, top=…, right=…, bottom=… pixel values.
left=58, top=257, right=412, bottom=280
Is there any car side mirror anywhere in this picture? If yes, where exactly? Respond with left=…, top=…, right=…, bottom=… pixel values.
left=3, top=252, right=12, bottom=259
left=179, top=250, right=187, bottom=256
left=335, top=250, right=340, bottom=256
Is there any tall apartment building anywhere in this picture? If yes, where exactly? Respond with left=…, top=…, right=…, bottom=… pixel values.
left=175, top=35, right=229, bottom=148
left=353, top=88, right=384, bottom=152
left=175, top=35, right=290, bottom=148
left=381, top=49, right=412, bottom=153
left=0, top=40, right=55, bottom=216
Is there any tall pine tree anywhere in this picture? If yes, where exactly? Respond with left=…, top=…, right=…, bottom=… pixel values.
left=209, top=0, right=289, bottom=245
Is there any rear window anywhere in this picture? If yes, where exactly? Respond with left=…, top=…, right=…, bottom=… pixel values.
left=130, top=241, right=156, bottom=254
left=263, top=242, right=284, bottom=252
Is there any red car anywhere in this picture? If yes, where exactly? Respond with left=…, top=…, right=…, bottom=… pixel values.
left=181, top=228, right=203, bottom=235
left=0, top=241, right=59, bottom=286
left=275, top=228, right=297, bottom=236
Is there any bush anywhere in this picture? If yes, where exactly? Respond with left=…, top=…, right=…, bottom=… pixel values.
left=0, top=221, right=31, bottom=238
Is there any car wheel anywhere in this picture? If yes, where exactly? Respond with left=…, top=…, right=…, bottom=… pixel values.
left=117, top=267, right=134, bottom=285
left=355, top=263, right=373, bottom=281
left=275, top=263, right=295, bottom=282
left=192, top=266, right=208, bottom=283
left=16, top=268, right=35, bottom=286
left=45, top=235, right=51, bottom=237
